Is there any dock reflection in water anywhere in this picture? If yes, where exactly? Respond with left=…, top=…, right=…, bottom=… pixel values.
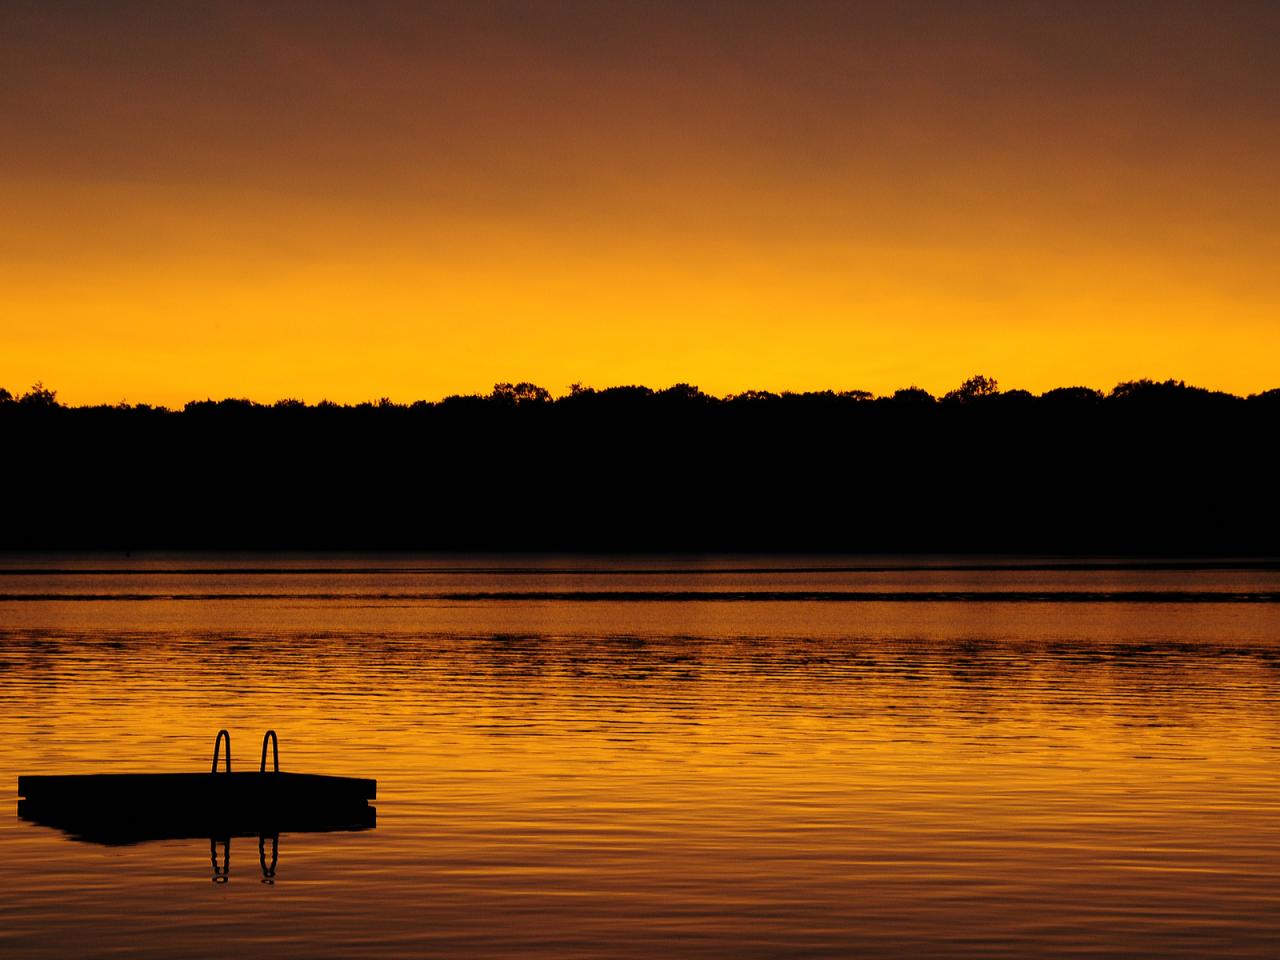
left=17, top=805, right=371, bottom=885
left=17, top=798, right=376, bottom=846
left=214, top=833, right=280, bottom=886
left=1, top=557, right=1279, bottom=959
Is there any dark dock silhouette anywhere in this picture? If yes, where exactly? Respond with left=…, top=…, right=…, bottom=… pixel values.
left=17, top=731, right=376, bottom=845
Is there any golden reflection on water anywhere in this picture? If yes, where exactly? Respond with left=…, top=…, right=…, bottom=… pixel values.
left=1, top=558, right=1278, bottom=958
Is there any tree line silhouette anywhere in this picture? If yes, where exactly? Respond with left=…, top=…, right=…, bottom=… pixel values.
left=2, top=377, right=1277, bottom=552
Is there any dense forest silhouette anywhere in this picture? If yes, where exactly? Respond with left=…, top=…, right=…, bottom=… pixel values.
left=2, top=377, right=1278, bottom=553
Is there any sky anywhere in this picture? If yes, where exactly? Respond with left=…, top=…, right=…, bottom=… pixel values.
left=2, top=0, right=1278, bottom=405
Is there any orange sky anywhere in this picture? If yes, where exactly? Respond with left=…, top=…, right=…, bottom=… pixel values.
left=2, top=1, right=1278, bottom=405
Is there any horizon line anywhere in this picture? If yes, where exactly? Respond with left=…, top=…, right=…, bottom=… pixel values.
left=5, top=375, right=1279, bottom=412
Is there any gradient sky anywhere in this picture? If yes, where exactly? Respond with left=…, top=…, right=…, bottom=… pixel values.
left=2, top=0, right=1278, bottom=404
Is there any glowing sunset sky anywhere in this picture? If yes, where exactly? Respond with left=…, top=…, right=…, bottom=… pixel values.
left=2, top=1, right=1278, bottom=405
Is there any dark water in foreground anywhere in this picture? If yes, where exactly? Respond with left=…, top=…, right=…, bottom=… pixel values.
left=1, top=556, right=1278, bottom=959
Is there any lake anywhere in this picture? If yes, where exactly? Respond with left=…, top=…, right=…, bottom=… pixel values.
left=2, top=555, right=1278, bottom=959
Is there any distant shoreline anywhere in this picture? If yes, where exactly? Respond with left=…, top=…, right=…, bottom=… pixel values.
left=3, top=378, right=1277, bottom=554
left=4, top=376, right=1279, bottom=412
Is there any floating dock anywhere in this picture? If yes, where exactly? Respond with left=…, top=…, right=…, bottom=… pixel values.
left=17, top=730, right=376, bottom=844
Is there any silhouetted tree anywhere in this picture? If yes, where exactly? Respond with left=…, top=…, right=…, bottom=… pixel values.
left=891, top=387, right=935, bottom=405
left=1041, top=386, right=1102, bottom=403
left=657, top=383, right=709, bottom=402
left=18, top=382, right=58, bottom=408
left=1108, top=378, right=1237, bottom=408
left=184, top=397, right=258, bottom=414
left=944, top=374, right=999, bottom=402
left=491, top=382, right=551, bottom=405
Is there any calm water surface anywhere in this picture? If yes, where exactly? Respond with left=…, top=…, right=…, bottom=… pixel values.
left=1, top=556, right=1278, bottom=959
